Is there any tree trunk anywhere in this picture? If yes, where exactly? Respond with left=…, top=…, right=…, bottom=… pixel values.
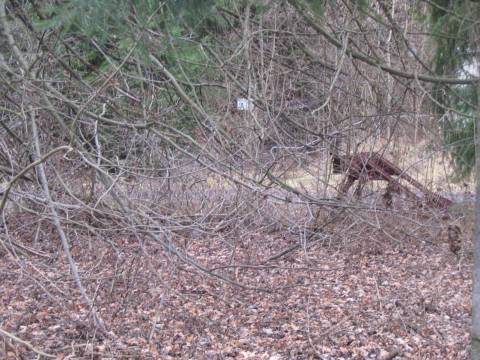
left=472, top=89, right=480, bottom=359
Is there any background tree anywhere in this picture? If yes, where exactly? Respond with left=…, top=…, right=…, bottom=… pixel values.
left=425, top=1, right=480, bottom=356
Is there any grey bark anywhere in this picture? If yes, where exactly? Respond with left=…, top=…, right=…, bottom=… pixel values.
left=472, top=78, right=480, bottom=359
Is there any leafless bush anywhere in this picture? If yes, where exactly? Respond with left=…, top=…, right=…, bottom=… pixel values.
left=0, top=1, right=463, bottom=342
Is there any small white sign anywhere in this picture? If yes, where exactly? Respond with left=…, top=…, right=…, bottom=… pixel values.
left=236, top=98, right=253, bottom=111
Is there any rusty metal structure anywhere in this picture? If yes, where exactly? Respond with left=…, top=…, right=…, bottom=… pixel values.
left=331, top=151, right=452, bottom=208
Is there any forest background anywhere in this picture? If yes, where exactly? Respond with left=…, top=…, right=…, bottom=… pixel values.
left=0, top=0, right=479, bottom=358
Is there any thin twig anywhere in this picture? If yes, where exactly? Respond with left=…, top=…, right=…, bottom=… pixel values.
left=0, top=327, right=55, bottom=358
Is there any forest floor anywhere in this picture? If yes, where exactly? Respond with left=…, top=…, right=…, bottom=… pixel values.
left=0, top=202, right=474, bottom=359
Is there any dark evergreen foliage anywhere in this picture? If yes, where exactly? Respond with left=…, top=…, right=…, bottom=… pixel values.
left=428, top=0, right=479, bottom=180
